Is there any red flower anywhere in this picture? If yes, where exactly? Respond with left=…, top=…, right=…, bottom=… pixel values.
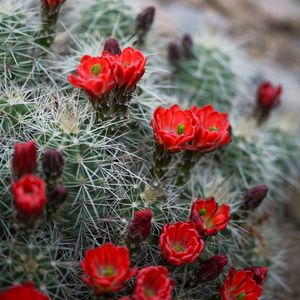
left=189, top=105, right=232, bottom=153
left=257, top=81, right=282, bottom=110
left=11, top=175, right=47, bottom=219
left=245, top=267, right=268, bottom=286
left=41, top=0, right=65, bottom=13
left=132, top=266, right=174, bottom=300
left=113, top=47, right=147, bottom=91
left=151, top=104, right=197, bottom=152
left=0, top=282, right=50, bottom=300
left=127, top=209, right=153, bottom=243
left=68, top=55, right=116, bottom=100
left=190, top=198, right=230, bottom=237
left=81, top=243, right=136, bottom=294
left=159, top=222, right=204, bottom=266
left=220, top=268, right=263, bottom=300
left=12, top=141, right=37, bottom=178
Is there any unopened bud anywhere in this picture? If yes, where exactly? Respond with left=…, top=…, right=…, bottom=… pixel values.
left=42, top=149, right=64, bottom=180
left=48, top=185, right=69, bottom=206
left=242, top=185, right=268, bottom=210
left=103, top=38, right=121, bottom=55
left=168, top=42, right=182, bottom=64
left=182, top=34, right=194, bottom=57
left=136, top=6, right=156, bottom=33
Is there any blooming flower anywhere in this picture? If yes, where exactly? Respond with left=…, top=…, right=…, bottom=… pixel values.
left=257, top=81, right=282, bottom=110
left=11, top=175, right=47, bottom=219
left=220, top=268, right=263, bottom=300
left=159, top=222, right=204, bottom=266
left=151, top=104, right=197, bottom=152
left=196, top=255, right=228, bottom=284
left=131, top=266, right=174, bottom=300
left=12, top=140, right=37, bottom=178
left=245, top=266, right=268, bottom=286
left=189, top=105, right=232, bottom=153
left=0, top=282, right=50, bottom=300
left=127, top=209, right=153, bottom=243
left=68, top=55, right=116, bottom=100
left=113, top=47, right=147, bottom=92
left=81, top=243, right=136, bottom=294
left=190, top=197, right=230, bottom=237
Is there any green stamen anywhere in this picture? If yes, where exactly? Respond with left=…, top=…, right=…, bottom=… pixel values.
left=91, top=63, right=102, bottom=76
left=237, top=292, right=246, bottom=300
left=200, top=208, right=206, bottom=216
left=173, top=244, right=185, bottom=252
left=103, top=266, right=115, bottom=277
left=209, top=126, right=218, bottom=131
left=177, top=124, right=185, bottom=134
left=145, top=289, right=155, bottom=297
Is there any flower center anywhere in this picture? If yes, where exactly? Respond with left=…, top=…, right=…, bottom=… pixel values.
left=103, top=266, right=115, bottom=277
left=199, top=208, right=206, bottom=216
left=90, top=63, right=102, bottom=76
left=124, top=62, right=130, bottom=67
left=173, top=244, right=185, bottom=252
left=177, top=124, right=185, bottom=135
left=237, top=292, right=246, bottom=300
left=209, top=126, right=218, bottom=131
left=144, top=289, right=155, bottom=297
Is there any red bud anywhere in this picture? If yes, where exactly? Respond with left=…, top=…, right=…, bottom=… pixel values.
left=103, top=38, right=121, bottom=55
left=242, top=185, right=268, bottom=210
left=42, top=149, right=64, bottom=180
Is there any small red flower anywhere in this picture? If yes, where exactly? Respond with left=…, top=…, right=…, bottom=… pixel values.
left=0, top=282, right=50, bottom=300
left=190, top=105, right=232, bottom=153
left=68, top=55, right=116, bottom=100
left=11, top=175, right=47, bottom=219
left=220, top=268, right=263, bottom=300
left=132, top=266, right=174, bottom=300
left=81, top=243, right=136, bottom=294
left=257, top=81, right=282, bottom=110
left=12, top=141, right=37, bottom=178
left=113, top=47, right=147, bottom=91
left=127, top=209, right=153, bottom=243
left=151, top=104, right=197, bottom=152
left=245, top=267, right=268, bottom=286
left=190, top=198, right=230, bottom=237
left=159, top=221, right=204, bottom=266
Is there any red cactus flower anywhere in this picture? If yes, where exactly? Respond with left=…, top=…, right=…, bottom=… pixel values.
left=12, top=140, right=37, bottom=178
left=127, top=209, right=153, bottom=243
left=81, top=243, right=136, bottom=294
left=220, top=268, right=263, bottom=300
left=190, top=197, right=230, bottom=237
left=68, top=55, right=116, bottom=100
left=257, top=81, right=282, bottom=110
left=159, top=221, right=204, bottom=266
left=11, top=175, right=47, bottom=219
left=245, top=266, right=268, bottom=286
left=132, top=266, right=174, bottom=300
left=113, top=47, right=147, bottom=91
left=189, top=105, right=232, bottom=153
left=151, top=104, right=197, bottom=152
left=0, top=282, right=50, bottom=300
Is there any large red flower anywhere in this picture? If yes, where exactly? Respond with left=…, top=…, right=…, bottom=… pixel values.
left=12, top=140, right=37, bottom=178
left=220, top=268, right=263, bottom=300
left=81, top=243, right=136, bottom=294
left=159, top=221, right=204, bottom=266
left=11, top=175, right=47, bottom=219
left=190, top=197, right=230, bottom=237
left=113, top=47, right=146, bottom=92
left=257, top=81, right=282, bottom=110
left=151, top=104, right=197, bottom=152
left=68, top=55, right=116, bottom=100
left=132, top=266, right=174, bottom=300
left=0, top=282, right=50, bottom=300
left=189, top=105, right=231, bottom=153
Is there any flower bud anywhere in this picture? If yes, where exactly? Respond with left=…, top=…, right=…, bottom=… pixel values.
left=48, top=185, right=69, bottom=206
left=195, top=255, right=228, bottom=283
left=182, top=34, right=194, bottom=57
left=41, top=0, right=65, bottom=15
left=103, top=38, right=121, bottom=55
left=168, top=42, right=182, bottom=64
left=245, top=266, right=268, bottom=285
left=257, top=81, right=282, bottom=111
left=242, top=185, right=268, bottom=210
left=12, top=141, right=37, bottom=178
left=42, top=149, right=64, bottom=180
left=136, top=6, right=156, bottom=33
left=127, top=209, right=153, bottom=243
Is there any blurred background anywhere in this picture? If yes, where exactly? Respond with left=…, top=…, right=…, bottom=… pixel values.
left=134, top=0, right=300, bottom=298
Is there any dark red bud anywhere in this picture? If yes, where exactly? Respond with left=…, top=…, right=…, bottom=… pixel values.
left=245, top=266, right=268, bottom=285
left=48, top=185, right=69, bottom=206
left=42, top=149, right=64, bottom=179
left=136, top=6, right=156, bottom=33
left=196, top=255, right=228, bottom=283
left=127, top=209, right=153, bottom=243
left=168, top=42, right=182, bottom=64
left=257, top=81, right=282, bottom=111
left=242, top=185, right=268, bottom=210
left=182, top=34, right=194, bottom=57
left=103, top=38, right=121, bottom=55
